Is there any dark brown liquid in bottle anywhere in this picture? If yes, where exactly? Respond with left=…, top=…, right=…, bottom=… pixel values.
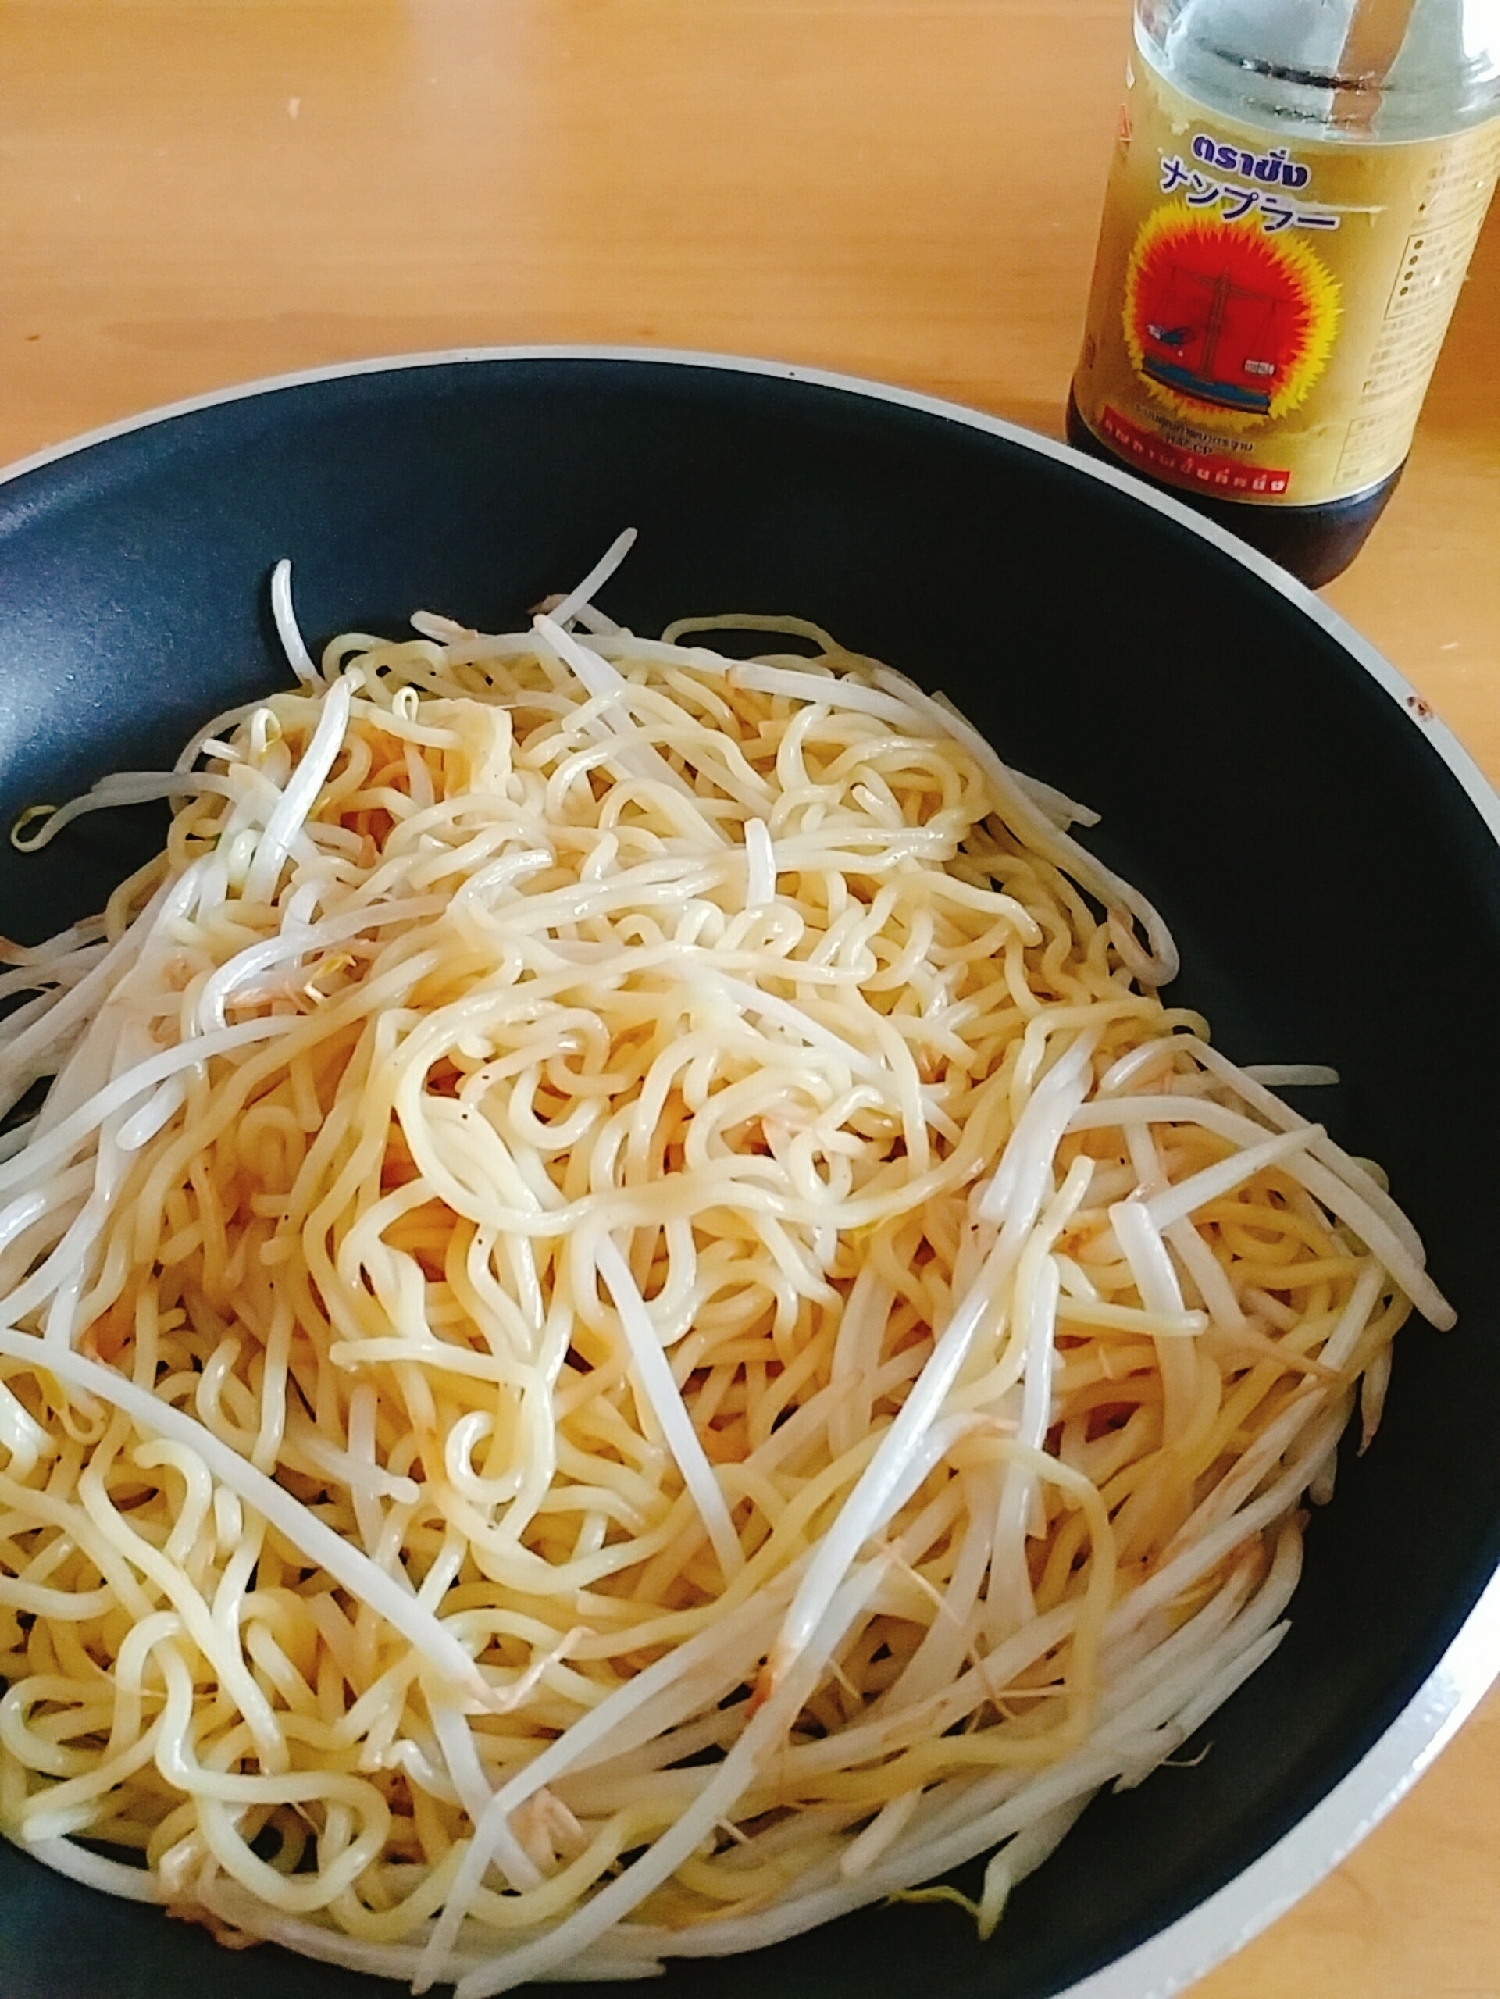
left=1065, top=389, right=1403, bottom=590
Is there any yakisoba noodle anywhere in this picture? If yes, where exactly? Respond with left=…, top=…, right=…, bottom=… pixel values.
left=0, top=534, right=1451, bottom=1994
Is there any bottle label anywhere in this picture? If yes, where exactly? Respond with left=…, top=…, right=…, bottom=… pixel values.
left=1072, top=55, right=1500, bottom=508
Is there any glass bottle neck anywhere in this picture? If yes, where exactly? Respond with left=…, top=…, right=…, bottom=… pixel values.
left=1136, top=0, right=1500, bottom=140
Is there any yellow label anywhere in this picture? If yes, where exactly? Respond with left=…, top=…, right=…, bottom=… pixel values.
left=1072, top=55, right=1500, bottom=507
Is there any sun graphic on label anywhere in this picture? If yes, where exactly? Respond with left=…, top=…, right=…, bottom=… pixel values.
left=1123, top=206, right=1340, bottom=430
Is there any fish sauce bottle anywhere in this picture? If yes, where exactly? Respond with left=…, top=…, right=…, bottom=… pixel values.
left=1068, top=0, right=1500, bottom=585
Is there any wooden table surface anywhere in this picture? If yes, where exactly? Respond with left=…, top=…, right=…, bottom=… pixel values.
left=2, top=3, right=1497, bottom=1993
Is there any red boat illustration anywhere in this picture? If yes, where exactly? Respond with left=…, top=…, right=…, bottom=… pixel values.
left=1141, top=266, right=1287, bottom=413
left=1123, top=209, right=1339, bottom=425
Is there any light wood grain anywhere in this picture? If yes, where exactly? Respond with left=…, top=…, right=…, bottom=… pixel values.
left=1, top=5, right=1497, bottom=1994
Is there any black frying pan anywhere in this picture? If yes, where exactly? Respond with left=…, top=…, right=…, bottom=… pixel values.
left=0, top=351, right=1494, bottom=1999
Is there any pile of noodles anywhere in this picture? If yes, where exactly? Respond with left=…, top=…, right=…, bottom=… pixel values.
left=0, top=535, right=1452, bottom=1995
